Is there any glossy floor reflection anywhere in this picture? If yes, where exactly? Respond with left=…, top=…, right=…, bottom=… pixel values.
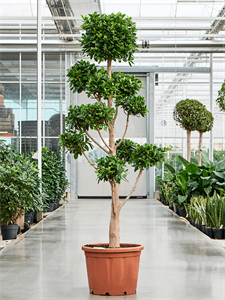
left=0, top=199, right=225, bottom=300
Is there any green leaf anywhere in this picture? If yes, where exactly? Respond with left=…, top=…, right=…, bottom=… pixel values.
left=178, top=195, right=188, bottom=204
left=177, top=155, right=189, bottom=167
left=186, top=163, right=199, bottom=174
left=204, top=187, right=212, bottom=195
left=164, top=163, right=175, bottom=174
left=213, top=171, right=225, bottom=180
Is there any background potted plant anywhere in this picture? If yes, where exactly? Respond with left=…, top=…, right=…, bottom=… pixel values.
left=59, top=12, right=168, bottom=296
left=42, top=147, right=69, bottom=212
left=173, top=99, right=213, bottom=164
left=0, top=145, right=42, bottom=240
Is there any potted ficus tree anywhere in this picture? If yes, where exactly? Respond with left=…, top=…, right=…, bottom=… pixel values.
left=0, top=142, right=42, bottom=240
left=59, top=12, right=168, bottom=296
left=173, top=99, right=213, bottom=165
left=41, top=147, right=69, bottom=212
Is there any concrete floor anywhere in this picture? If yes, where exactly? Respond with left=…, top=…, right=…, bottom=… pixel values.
left=0, top=199, right=225, bottom=300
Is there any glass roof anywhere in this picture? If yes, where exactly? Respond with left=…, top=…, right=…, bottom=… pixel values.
left=0, top=0, right=52, bottom=18
left=0, top=0, right=224, bottom=18
left=101, top=0, right=224, bottom=17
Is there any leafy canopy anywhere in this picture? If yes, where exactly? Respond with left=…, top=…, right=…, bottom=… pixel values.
left=173, top=99, right=208, bottom=132
left=41, top=148, right=69, bottom=204
left=65, top=103, right=115, bottom=131
left=0, top=157, right=42, bottom=224
left=198, top=109, right=214, bottom=133
left=59, top=12, right=168, bottom=187
left=80, top=12, right=138, bottom=65
left=116, top=139, right=170, bottom=172
left=59, top=130, right=93, bottom=160
left=216, top=79, right=225, bottom=111
left=67, top=60, right=97, bottom=94
left=95, top=156, right=128, bottom=184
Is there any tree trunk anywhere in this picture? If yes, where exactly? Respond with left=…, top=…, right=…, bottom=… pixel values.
left=198, top=131, right=203, bottom=166
left=187, top=129, right=191, bottom=162
left=107, top=58, right=119, bottom=247
left=107, top=58, right=116, bottom=156
left=109, top=180, right=121, bottom=248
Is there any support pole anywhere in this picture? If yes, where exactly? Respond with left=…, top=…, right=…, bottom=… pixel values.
left=147, top=73, right=155, bottom=199
left=70, top=54, right=78, bottom=199
left=65, top=53, right=70, bottom=198
left=19, top=53, right=22, bottom=153
left=43, top=53, right=45, bottom=147
left=209, top=53, right=213, bottom=162
left=59, top=54, right=63, bottom=155
left=37, top=0, right=42, bottom=179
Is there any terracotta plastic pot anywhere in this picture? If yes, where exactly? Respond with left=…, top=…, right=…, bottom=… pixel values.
left=82, top=243, right=144, bottom=296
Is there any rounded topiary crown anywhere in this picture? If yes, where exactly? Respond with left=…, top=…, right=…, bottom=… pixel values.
left=80, top=12, right=138, bottom=65
left=173, top=99, right=207, bottom=132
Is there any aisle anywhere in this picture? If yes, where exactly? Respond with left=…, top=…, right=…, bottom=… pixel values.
left=0, top=199, right=224, bottom=300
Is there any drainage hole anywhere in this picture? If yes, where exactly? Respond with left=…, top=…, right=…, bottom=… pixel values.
left=124, top=291, right=127, bottom=295
left=105, top=292, right=110, bottom=296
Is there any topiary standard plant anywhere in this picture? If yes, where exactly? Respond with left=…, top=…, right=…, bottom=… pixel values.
left=60, top=12, right=168, bottom=252
left=60, top=12, right=170, bottom=295
left=173, top=99, right=213, bottom=164
left=197, top=109, right=213, bottom=166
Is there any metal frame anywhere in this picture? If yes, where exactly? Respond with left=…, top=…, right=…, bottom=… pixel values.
left=146, top=73, right=156, bottom=199
left=37, top=0, right=42, bottom=179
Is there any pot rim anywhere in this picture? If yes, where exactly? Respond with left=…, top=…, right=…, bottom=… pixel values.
left=1, top=224, right=18, bottom=228
left=82, top=243, right=144, bottom=253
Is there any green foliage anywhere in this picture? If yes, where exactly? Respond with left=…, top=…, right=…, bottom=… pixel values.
left=59, top=130, right=93, bottom=159
left=158, top=155, right=225, bottom=209
left=42, top=148, right=69, bottom=204
left=216, top=79, right=225, bottom=111
left=113, top=73, right=147, bottom=116
left=173, top=99, right=209, bottom=132
left=67, top=60, right=98, bottom=93
left=113, top=72, right=142, bottom=97
left=206, top=192, right=225, bottom=228
left=198, top=109, right=214, bottom=133
left=95, top=156, right=128, bottom=184
left=86, top=67, right=116, bottom=99
left=65, top=103, right=115, bottom=132
left=115, top=95, right=147, bottom=117
left=80, top=12, right=138, bottom=65
left=59, top=102, right=115, bottom=159
left=160, top=182, right=173, bottom=205
left=116, top=139, right=169, bottom=172
left=61, top=12, right=168, bottom=211
left=0, top=140, right=11, bottom=163
left=186, top=193, right=225, bottom=228
left=185, top=196, right=207, bottom=224
left=156, top=148, right=225, bottom=191
left=116, top=139, right=137, bottom=162
left=0, top=155, right=42, bottom=225
left=131, top=144, right=169, bottom=172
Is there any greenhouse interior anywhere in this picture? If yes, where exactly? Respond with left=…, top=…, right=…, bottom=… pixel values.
left=0, top=0, right=225, bottom=299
